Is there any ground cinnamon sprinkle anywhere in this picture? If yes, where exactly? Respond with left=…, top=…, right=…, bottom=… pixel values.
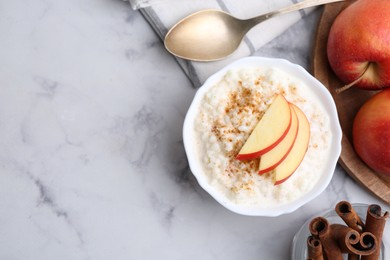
left=211, top=82, right=266, bottom=175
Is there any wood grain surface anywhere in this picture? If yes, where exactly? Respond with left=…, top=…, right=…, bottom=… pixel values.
left=311, top=1, right=390, bottom=204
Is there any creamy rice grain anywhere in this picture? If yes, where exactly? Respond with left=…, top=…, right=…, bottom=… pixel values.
left=193, top=67, right=331, bottom=207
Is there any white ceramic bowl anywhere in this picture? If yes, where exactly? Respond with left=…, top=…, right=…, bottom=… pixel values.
left=183, top=56, right=342, bottom=216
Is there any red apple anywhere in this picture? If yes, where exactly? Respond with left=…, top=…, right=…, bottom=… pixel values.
left=327, top=0, right=390, bottom=91
left=353, top=89, right=390, bottom=176
left=236, top=94, right=291, bottom=160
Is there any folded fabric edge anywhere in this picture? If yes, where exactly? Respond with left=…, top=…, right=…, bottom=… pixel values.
left=139, top=7, right=202, bottom=87
left=127, top=0, right=150, bottom=10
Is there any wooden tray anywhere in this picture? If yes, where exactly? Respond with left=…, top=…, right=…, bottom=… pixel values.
left=311, top=1, right=390, bottom=204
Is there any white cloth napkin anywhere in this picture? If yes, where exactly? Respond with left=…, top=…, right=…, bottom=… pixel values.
left=129, top=0, right=315, bottom=87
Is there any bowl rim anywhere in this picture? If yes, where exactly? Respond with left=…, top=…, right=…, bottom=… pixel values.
left=183, top=56, right=342, bottom=216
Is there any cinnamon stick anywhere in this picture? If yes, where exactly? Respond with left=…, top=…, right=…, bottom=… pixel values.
left=307, top=236, right=324, bottom=260
left=361, top=204, right=389, bottom=260
left=348, top=254, right=359, bottom=260
left=335, top=201, right=364, bottom=232
left=331, top=224, right=377, bottom=257
left=330, top=224, right=360, bottom=253
left=309, top=217, right=329, bottom=238
left=348, top=254, right=360, bottom=260
left=309, top=217, right=343, bottom=260
left=359, top=232, right=378, bottom=251
left=306, top=202, right=388, bottom=260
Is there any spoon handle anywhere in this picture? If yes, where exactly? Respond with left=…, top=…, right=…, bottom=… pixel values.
left=249, top=0, right=345, bottom=24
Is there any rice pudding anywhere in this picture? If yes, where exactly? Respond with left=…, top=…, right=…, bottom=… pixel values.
left=192, top=66, right=332, bottom=207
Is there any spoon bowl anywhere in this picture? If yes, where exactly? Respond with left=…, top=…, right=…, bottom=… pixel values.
left=164, top=0, right=345, bottom=61
left=164, top=10, right=249, bottom=61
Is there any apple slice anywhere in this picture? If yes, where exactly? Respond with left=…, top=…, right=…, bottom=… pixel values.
left=274, top=104, right=310, bottom=185
left=258, top=103, right=299, bottom=174
left=237, top=94, right=292, bottom=160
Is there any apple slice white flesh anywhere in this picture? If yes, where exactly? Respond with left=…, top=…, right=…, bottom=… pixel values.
left=274, top=104, right=310, bottom=185
left=258, top=103, right=299, bottom=174
left=237, top=94, right=292, bottom=160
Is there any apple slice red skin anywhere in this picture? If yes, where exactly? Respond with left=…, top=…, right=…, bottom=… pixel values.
left=258, top=136, right=296, bottom=174
left=274, top=172, right=296, bottom=186
left=274, top=154, right=306, bottom=186
left=274, top=159, right=307, bottom=185
left=236, top=109, right=292, bottom=160
left=273, top=104, right=310, bottom=186
left=258, top=104, right=299, bottom=174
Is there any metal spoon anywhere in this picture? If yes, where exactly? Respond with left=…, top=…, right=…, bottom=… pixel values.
left=164, top=0, right=345, bottom=61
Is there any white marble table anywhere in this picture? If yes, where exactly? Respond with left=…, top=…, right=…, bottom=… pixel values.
left=0, top=1, right=388, bottom=259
